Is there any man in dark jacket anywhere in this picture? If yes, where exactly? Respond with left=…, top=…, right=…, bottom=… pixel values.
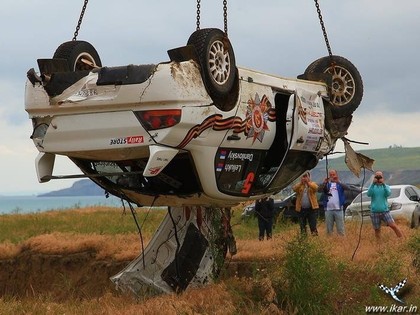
left=255, top=196, right=275, bottom=240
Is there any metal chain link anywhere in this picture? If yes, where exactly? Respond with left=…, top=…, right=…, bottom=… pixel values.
left=314, top=0, right=333, bottom=58
left=223, top=0, right=228, bottom=35
left=196, top=0, right=201, bottom=31
left=73, top=0, right=89, bottom=41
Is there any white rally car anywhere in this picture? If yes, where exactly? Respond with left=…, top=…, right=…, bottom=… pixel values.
left=25, top=28, right=363, bottom=294
left=26, top=28, right=363, bottom=208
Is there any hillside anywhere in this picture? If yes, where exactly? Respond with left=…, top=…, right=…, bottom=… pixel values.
left=38, top=179, right=105, bottom=197
left=316, top=146, right=420, bottom=172
left=312, top=146, right=420, bottom=187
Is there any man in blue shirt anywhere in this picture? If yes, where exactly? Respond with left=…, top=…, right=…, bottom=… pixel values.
left=367, top=171, right=402, bottom=239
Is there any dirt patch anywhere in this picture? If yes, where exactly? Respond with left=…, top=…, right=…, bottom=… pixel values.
left=0, top=249, right=270, bottom=302
left=0, top=249, right=129, bottom=301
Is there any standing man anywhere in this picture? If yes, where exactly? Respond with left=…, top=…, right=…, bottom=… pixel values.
left=367, top=171, right=402, bottom=239
left=293, top=172, right=319, bottom=235
left=321, top=169, right=347, bottom=236
left=255, top=196, right=275, bottom=240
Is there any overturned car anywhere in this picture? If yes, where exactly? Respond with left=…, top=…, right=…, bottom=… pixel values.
left=25, top=28, right=363, bottom=294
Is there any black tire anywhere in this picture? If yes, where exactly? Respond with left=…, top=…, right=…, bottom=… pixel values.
left=187, top=28, right=237, bottom=102
left=304, top=55, right=363, bottom=118
left=53, top=40, right=102, bottom=71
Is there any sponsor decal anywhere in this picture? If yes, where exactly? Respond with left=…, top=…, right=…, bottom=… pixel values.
left=297, top=92, right=323, bottom=125
left=224, top=164, right=242, bottom=172
left=297, top=97, right=307, bottom=124
left=148, top=166, right=162, bottom=175
left=110, top=136, right=144, bottom=145
left=127, top=136, right=144, bottom=144
left=227, top=151, right=254, bottom=162
left=76, top=89, right=97, bottom=98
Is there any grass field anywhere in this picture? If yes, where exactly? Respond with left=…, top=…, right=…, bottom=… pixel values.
left=0, top=205, right=418, bottom=314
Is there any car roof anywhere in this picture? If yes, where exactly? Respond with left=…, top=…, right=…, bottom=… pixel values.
left=350, top=184, right=418, bottom=203
left=391, top=184, right=418, bottom=189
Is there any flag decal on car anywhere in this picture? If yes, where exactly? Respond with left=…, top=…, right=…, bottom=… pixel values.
left=177, top=94, right=275, bottom=148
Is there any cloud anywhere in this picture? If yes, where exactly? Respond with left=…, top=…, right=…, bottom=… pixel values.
left=340, top=111, right=420, bottom=150
left=1, top=0, right=419, bottom=194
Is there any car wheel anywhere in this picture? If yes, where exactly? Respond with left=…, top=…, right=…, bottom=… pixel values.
left=53, top=40, right=102, bottom=71
left=187, top=28, right=237, bottom=107
left=304, top=55, right=363, bottom=118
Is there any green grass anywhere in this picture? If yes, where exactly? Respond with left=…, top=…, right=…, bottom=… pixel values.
left=0, top=207, right=165, bottom=243
left=0, top=206, right=266, bottom=244
left=0, top=207, right=264, bottom=244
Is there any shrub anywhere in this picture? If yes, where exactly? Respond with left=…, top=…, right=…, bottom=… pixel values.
left=277, top=235, right=337, bottom=314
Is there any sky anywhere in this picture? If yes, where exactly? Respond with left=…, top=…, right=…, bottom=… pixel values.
left=1, top=0, right=419, bottom=195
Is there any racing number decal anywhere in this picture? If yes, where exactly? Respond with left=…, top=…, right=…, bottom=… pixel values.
left=241, top=172, right=255, bottom=194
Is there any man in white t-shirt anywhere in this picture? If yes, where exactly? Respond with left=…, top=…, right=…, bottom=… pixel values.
left=321, top=169, right=347, bottom=235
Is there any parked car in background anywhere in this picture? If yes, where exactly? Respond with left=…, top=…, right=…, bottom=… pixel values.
left=345, top=184, right=420, bottom=228
left=241, top=183, right=362, bottom=222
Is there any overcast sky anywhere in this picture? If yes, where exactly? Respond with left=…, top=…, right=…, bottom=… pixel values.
left=1, top=0, right=419, bottom=195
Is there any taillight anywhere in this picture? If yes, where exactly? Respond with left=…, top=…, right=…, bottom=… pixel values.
left=135, top=110, right=181, bottom=131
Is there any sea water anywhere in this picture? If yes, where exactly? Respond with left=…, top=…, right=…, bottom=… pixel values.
left=0, top=195, right=124, bottom=214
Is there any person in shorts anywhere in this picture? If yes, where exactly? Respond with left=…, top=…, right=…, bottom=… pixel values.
left=367, top=171, right=402, bottom=239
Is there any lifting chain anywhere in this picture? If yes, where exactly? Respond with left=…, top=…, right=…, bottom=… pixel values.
left=196, top=0, right=229, bottom=36
left=196, top=0, right=201, bottom=30
left=223, top=0, right=228, bottom=35
left=73, top=0, right=89, bottom=41
left=314, top=0, right=333, bottom=59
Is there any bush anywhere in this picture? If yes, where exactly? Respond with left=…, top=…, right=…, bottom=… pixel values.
left=277, top=235, right=338, bottom=314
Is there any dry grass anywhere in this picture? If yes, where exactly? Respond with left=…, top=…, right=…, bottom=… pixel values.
left=22, top=232, right=142, bottom=260
left=0, top=207, right=418, bottom=314
left=0, top=284, right=237, bottom=315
